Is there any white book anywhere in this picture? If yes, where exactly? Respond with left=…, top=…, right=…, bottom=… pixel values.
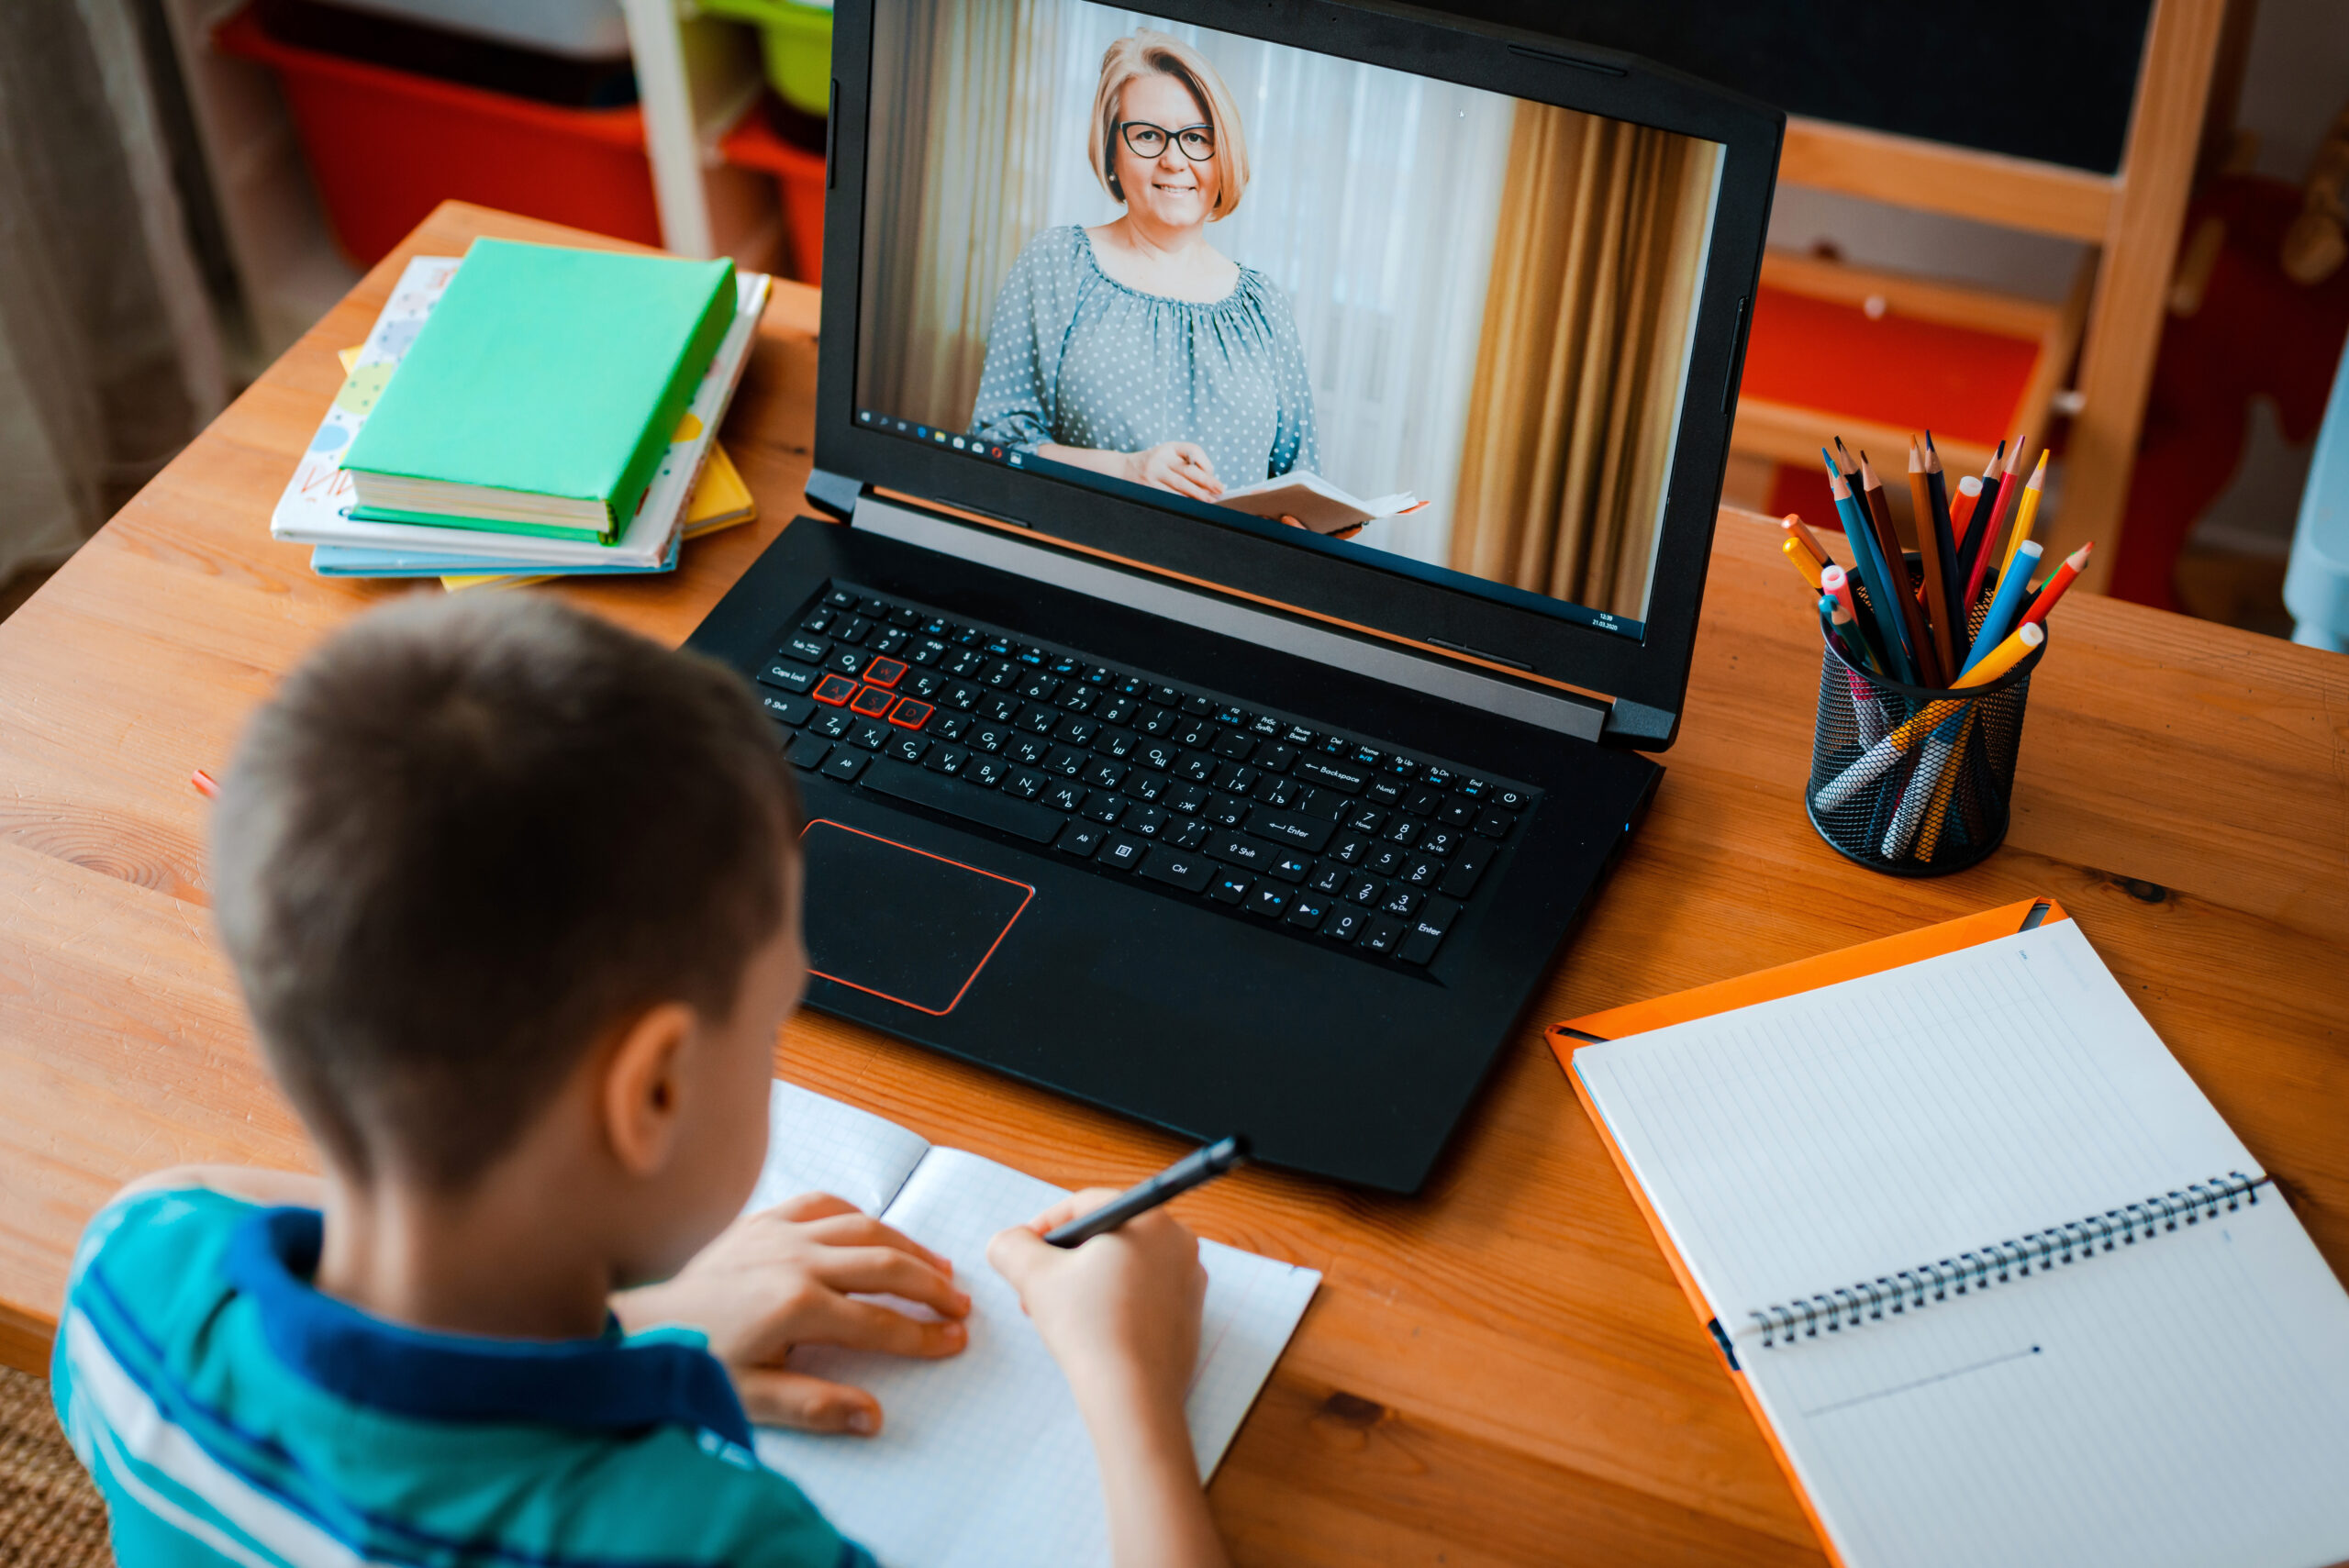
left=1572, top=918, right=2349, bottom=1568
left=271, top=256, right=769, bottom=571
left=1214, top=470, right=1419, bottom=533
left=739, top=1081, right=1319, bottom=1568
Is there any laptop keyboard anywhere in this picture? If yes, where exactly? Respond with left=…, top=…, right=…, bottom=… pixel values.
left=751, top=583, right=1537, bottom=968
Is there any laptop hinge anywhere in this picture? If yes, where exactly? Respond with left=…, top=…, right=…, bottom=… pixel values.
left=1602, top=695, right=1676, bottom=747
left=805, top=466, right=863, bottom=521
left=853, top=494, right=1618, bottom=744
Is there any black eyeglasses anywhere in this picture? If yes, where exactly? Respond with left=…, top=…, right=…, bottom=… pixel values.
left=1117, top=120, right=1215, bottom=161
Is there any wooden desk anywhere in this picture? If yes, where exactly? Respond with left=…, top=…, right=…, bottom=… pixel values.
left=3, top=203, right=2344, bottom=1566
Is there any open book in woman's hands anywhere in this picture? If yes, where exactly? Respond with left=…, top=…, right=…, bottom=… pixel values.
left=1214, top=471, right=1422, bottom=533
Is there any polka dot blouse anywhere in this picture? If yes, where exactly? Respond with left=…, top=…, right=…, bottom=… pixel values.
left=968, top=226, right=1319, bottom=488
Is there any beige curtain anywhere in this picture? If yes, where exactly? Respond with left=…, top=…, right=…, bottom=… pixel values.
left=858, top=0, right=1063, bottom=430
left=1448, top=106, right=1719, bottom=621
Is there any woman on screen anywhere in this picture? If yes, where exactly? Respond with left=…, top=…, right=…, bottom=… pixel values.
left=968, top=31, right=1319, bottom=506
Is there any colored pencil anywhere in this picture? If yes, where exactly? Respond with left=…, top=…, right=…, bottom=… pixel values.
left=1812, top=621, right=2044, bottom=810
left=1911, top=709, right=1975, bottom=862
left=1962, top=539, right=2044, bottom=674
left=1963, top=438, right=2030, bottom=612
left=1862, top=452, right=1942, bottom=685
left=1954, top=443, right=2005, bottom=583
left=1907, top=441, right=1956, bottom=684
left=1820, top=571, right=1878, bottom=676
left=2018, top=541, right=2092, bottom=631
left=1783, top=536, right=1824, bottom=591
left=1782, top=514, right=1832, bottom=573
left=1921, top=433, right=1965, bottom=642
left=1825, top=455, right=1913, bottom=683
left=1950, top=473, right=1984, bottom=537
left=1996, top=450, right=2049, bottom=587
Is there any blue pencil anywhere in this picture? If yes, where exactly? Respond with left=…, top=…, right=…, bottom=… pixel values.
left=1825, top=451, right=1916, bottom=684
left=1961, top=539, right=2044, bottom=675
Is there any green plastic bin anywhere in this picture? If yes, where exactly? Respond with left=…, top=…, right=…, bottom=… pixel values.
left=698, top=0, right=831, bottom=115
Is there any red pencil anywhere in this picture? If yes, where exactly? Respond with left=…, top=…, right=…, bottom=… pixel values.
left=2017, top=542, right=2092, bottom=631
left=191, top=768, right=220, bottom=800
left=1962, top=437, right=2028, bottom=612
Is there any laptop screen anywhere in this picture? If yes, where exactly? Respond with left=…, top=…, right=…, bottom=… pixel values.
left=849, top=0, right=1729, bottom=643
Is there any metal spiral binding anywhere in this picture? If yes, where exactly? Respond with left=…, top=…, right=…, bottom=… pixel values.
left=1748, top=1172, right=2270, bottom=1350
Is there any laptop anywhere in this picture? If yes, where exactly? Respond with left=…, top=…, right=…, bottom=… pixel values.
left=687, top=0, right=1781, bottom=1192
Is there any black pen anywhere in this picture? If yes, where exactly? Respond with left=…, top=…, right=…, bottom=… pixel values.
left=1044, top=1136, right=1251, bottom=1248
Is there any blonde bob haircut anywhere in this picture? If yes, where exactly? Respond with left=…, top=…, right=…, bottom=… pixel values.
left=1088, top=31, right=1250, bottom=221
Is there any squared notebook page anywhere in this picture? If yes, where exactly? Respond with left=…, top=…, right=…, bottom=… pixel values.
left=1574, top=919, right=2257, bottom=1332
left=1740, top=1195, right=2349, bottom=1568
left=742, top=1080, right=934, bottom=1219
left=755, top=1146, right=1319, bottom=1568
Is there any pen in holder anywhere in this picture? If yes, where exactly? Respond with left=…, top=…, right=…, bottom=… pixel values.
left=1806, top=554, right=2044, bottom=876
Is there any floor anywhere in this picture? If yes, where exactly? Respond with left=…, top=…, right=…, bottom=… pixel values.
left=0, top=1365, right=110, bottom=1567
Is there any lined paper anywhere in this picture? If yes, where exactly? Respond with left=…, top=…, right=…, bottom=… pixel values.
left=745, top=1089, right=1319, bottom=1568
left=1573, top=918, right=2349, bottom=1568
left=1745, top=1199, right=2349, bottom=1568
left=1575, top=920, right=2256, bottom=1329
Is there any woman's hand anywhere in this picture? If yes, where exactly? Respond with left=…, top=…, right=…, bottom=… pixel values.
left=613, top=1192, right=971, bottom=1436
left=1124, top=442, right=1222, bottom=502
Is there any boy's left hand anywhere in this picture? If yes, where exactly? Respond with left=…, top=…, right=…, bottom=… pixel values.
left=613, top=1193, right=972, bottom=1437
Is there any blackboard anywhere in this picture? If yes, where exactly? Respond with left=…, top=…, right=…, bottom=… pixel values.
left=1422, top=1, right=2154, bottom=174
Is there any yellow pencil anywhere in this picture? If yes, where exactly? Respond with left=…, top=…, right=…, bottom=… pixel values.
left=1782, top=536, right=1825, bottom=591
left=1781, top=514, right=1833, bottom=573
left=1996, top=450, right=2048, bottom=586
left=1913, top=709, right=1976, bottom=861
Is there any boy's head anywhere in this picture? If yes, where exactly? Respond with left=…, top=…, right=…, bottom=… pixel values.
left=213, top=595, right=802, bottom=1263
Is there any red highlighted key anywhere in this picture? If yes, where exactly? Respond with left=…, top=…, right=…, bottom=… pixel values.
left=888, top=696, right=935, bottom=728
left=863, top=657, right=908, bottom=689
left=812, top=673, right=860, bottom=706
left=849, top=684, right=896, bottom=717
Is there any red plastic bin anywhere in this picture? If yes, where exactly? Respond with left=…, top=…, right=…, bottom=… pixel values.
left=216, top=5, right=662, bottom=266
left=720, top=108, right=825, bottom=285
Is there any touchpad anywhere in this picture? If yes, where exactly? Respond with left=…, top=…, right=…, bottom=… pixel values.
left=800, top=820, right=1034, bottom=1016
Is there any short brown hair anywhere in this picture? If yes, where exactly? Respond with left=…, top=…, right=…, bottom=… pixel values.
left=1088, top=31, right=1250, bottom=220
left=212, top=594, right=799, bottom=1190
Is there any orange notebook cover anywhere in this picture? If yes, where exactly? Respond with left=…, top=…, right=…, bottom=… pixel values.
left=1546, top=896, right=2067, bottom=1567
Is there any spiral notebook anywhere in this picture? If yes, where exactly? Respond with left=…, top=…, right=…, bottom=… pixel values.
left=740, top=1081, right=1319, bottom=1568
left=1555, top=905, right=2349, bottom=1568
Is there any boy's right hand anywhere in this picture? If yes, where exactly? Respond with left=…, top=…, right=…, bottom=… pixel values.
left=987, top=1191, right=1207, bottom=1416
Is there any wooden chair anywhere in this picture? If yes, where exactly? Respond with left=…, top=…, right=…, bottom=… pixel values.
left=1731, top=0, right=2235, bottom=591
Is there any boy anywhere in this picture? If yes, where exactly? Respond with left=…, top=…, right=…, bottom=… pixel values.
left=50, top=595, right=1229, bottom=1568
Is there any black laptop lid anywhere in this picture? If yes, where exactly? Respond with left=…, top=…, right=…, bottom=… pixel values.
left=812, top=0, right=1782, bottom=747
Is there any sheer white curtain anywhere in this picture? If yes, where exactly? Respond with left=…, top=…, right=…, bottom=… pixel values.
left=1031, top=6, right=1511, bottom=565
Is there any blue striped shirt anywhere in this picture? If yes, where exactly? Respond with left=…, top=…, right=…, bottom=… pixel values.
left=50, top=1187, right=874, bottom=1568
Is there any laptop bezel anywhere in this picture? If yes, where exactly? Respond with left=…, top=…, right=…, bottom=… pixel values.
left=812, top=0, right=1783, bottom=746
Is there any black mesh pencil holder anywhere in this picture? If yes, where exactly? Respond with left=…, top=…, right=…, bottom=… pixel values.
left=1804, top=561, right=2043, bottom=876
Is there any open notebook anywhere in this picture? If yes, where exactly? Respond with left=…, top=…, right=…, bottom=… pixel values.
left=743, top=1082, right=1319, bottom=1568
left=1569, top=917, right=2349, bottom=1568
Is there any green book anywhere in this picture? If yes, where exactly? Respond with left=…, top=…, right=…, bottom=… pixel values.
left=342, top=239, right=736, bottom=543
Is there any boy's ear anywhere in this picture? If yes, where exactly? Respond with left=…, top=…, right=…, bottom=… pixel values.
left=600, top=1002, right=698, bottom=1177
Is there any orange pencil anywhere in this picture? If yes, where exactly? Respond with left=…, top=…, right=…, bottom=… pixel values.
left=2017, top=542, right=2092, bottom=631
left=191, top=768, right=220, bottom=799
left=1950, top=473, right=1983, bottom=529
left=1781, top=514, right=1832, bottom=573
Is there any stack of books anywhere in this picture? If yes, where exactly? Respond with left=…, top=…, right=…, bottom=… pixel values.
left=273, top=238, right=773, bottom=588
